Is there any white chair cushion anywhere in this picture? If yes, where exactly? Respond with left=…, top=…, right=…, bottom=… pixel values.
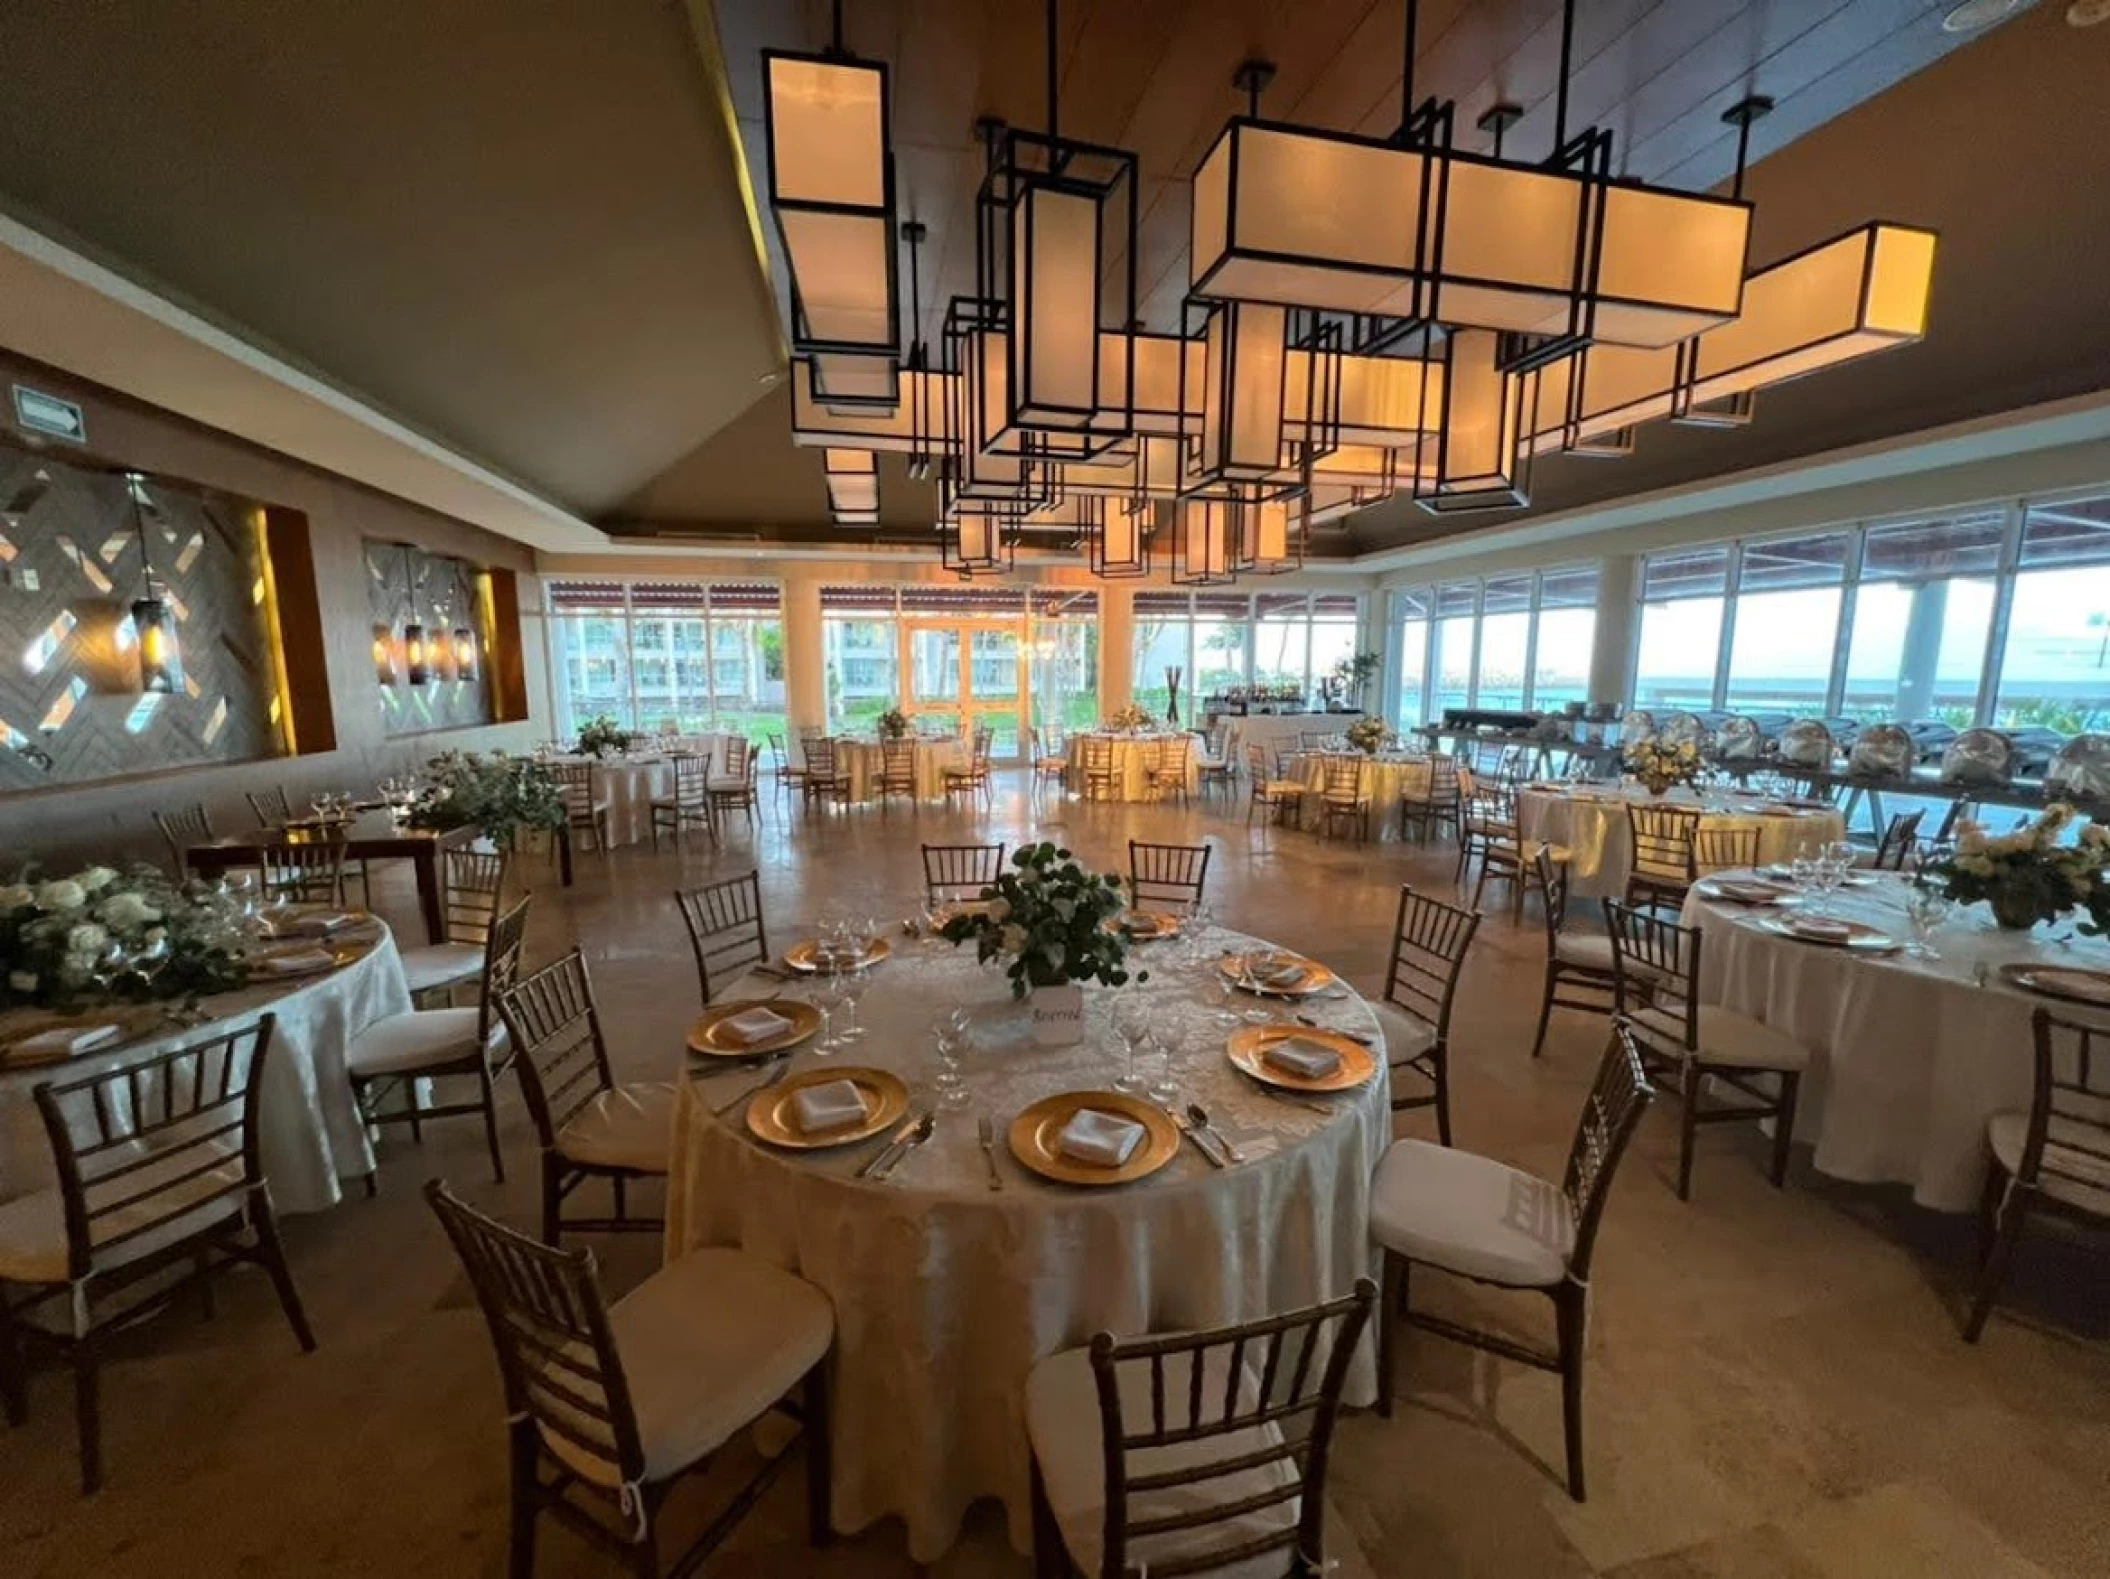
left=346, top=1006, right=503, bottom=1077
left=1025, top=1344, right=1301, bottom=1579
left=1369, top=1137, right=1574, bottom=1288
left=538, top=1247, right=834, bottom=1489
left=705, top=777, right=745, bottom=792
left=1987, top=1111, right=2110, bottom=1218
left=1631, top=1004, right=1810, bottom=1072
left=0, top=1140, right=244, bottom=1285
left=1370, top=1001, right=1439, bottom=1067
left=397, top=941, right=486, bottom=996
left=556, top=1082, right=676, bottom=1173
left=1553, top=932, right=1618, bottom=973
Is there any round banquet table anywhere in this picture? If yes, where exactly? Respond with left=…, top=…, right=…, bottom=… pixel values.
left=0, top=921, right=412, bottom=1213
left=549, top=754, right=678, bottom=847
left=833, top=735, right=969, bottom=802
left=1063, top=732, right=1202, bottom=801
left=1520, top=783, right=1846, bottom=899
left=1287, top=751, right=1448, bottom=840
left=1681, top=873, right=2110, bottom=1210
left=665, top=925, right=1390, bottom=1560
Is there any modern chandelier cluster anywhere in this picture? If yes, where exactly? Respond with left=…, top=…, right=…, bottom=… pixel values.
left=762, top=0, right=1936, bottom=582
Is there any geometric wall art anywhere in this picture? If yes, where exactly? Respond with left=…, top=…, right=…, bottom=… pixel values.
left=364, top=537, right=493, bottom=737
left=0, top=440, right=283, bottom=794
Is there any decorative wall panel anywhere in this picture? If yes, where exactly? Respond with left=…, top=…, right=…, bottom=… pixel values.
left=365, top=539, right=493, bottom=736
left=0, top=442, right=281, bottom=793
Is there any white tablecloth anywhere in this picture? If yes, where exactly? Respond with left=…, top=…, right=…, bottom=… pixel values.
left=0, top=928, right=413, bottom=1214
left=833, top=737, right=969, bottom=802
left=1287, top=752, right=1443, bottom=841
left=1681, top=876, right=2110, bottom=1210
left=1204, top=713, right=1360, bottom=760
left=665, top=926, right=1389, bottom=1560
left=1521, top=784, right=1846, bottom=899
left=1064, top=733, right=1203, bottom=801
left=549, top=755, right=678, bottom=846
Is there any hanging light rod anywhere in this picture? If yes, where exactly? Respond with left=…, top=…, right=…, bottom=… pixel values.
left=1232, top=59, right=1275, bottom=120
left=1722, top=94, right=1775, bottom=201
left=1475, top=101, right=1523, bottom=159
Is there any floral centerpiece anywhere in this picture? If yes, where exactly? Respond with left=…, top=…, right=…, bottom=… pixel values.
left=877, top=707, right=910, bottom=741
left=1345, top=717, right=1393, bottom=756
left=1625, top=736, right=1702, bottom=796
left=575, top=715, right=634, bottom=756
left=1, top=865, right=246, bottom=1009
left=937, top=842, right=1144, bottom=999
left=1929, top=802, right=2110, bottom=933
left=409, top=751, right=567, bottom=851
left=1105, top=702, right=1155, bottom=734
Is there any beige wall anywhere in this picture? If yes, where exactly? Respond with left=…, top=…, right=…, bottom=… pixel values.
left=1, top=353, right=548, bottom=868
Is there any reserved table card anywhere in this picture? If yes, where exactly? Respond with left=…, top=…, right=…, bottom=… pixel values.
left=1029, top=983, right=1085, bottom=1046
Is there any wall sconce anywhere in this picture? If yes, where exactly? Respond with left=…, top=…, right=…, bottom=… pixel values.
left=452, top=626, right=478, bottom=683
left=126, top=473, right=184, bottom=695
left=373, top=622, right=399, bottom=686
left=399, top=543, right=430, bottom=685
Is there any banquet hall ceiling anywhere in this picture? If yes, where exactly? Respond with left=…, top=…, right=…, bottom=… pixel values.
left=0, top=2, right=2103, bottom=556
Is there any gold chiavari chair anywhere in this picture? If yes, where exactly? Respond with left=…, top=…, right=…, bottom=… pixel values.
left=1874, top=808, right=1926, bottom=871
left=675, top=871, right=770, bottom=1005
left=1374, top=886, right=1481, bottom=1142
left=708, top=750, right=761, bottom=835
left=1370, top=1023, right=1655, bottom=1502
left=152, top=801, right=214, bottom=875
left=1457, top=783, right=1524, bottom=904
left=1965, top=1007, right=2110, bottom=1343
left=1028, top=726, right=1069, bottom=800
left=922, top=843, right=1006, bottom=907
left=347, top=897, right=531, bottom=1188
left=262, top=835, right=347, bottom=906
left=494, top=950, right=674, bottom=1242
left=800, top=736, right=850, bottom=812
left=1082, top=734, right=1119, bottom=802
left=1399, top=755, right=1463, bottom=845
left=1625, top=802, right=1702, bottom=913
left=1143, top=733, right=1193, bottom=805
left=1244, top=743, right=1303, bottom=828
left=1529, top=844, right=1618, bottom=1058
left=246, top=785, right=292, bottom=826
left=1128, top=840, right=1211, bottom=914
left=0, top=1017, right=313, bottom=1492
left=647, top=753, right=715, bottom=850
left=944, top=726, right=995, bottom=805
left=1605, top=900, right=1811, bottom=1200
left=425, top=1181, right=835, bottom=1576
left=1025, top=1282, right=1376, bottom=1579
left=1316, top=753, right=1370, bottom=841
left=398, top=847, right=512, bottom=1001
left=876, top=735, right=919, bottom=811
left=553, top=760, right=613, bottom=854
left=1691, top=823, right=1761, bottom=876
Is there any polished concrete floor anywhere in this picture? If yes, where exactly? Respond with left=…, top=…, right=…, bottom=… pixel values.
left=3, top=775, right=2107, bottom=1577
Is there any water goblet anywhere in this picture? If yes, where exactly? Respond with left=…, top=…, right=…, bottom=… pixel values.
left=810, top=962, right=847, bottom=1056
left=1903, top=887, right=1952, bottom=960
left=1143, top=1026, right=1179, bottom=1107
left=131, top=935, right=170, bottom=996
left=87, top=941, right=130, bottom=1000
left=1788, top=856, right=1818, bottom=910
left=837, top=961, right=871, bottom=1043
left=932, top=1020, right=968, bottom=1108
left=1111, top=993, right=1150, bottom=1094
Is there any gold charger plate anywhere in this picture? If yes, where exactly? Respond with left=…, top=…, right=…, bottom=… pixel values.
left=746, top=1065, right=908, bottom=1149
left=784, top=936, right=893, bottom=973
left=1116, top=909, right=1182, bottom=941
left=687, top=997, right=822, bottom=1058
left=1226, top=1025, right=1376, bottom=1093
left=1007, top=1090, right=1180, bottom=1186
left=0, top=1008, right=157, bottom=1069
left=1217, top=951, right=1337, bottom=998
left=1998, top=963, right=2110, bottom=1007
left=1754, top=915, right=1900, bottom=953
left=249, top=941, right=369, bottom=978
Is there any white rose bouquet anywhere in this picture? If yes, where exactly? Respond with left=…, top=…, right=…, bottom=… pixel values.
left=936, top=842, right=1144, bottom=999
left=1105, top=703, right=1156, bottom=733
left=1930, top=802, right=2110, bottom=933
left=1345, top=717, right=1393, bottom=756
left=1, top=863, right=245, bottom=1009
left=1625, top=736, right=1703, bottom=796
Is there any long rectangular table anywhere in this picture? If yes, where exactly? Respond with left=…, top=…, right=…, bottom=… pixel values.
left=186, top=810, right=478, bottom=943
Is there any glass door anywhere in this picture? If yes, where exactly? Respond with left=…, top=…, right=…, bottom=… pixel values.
left=968, top=626, right=1023, bottom=760
left=905, top=624, right=962, bottom=739
left=901, top=619, right=1028, bottom=760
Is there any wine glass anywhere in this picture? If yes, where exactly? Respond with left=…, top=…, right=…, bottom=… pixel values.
left=837, top=960, right=870, bottom=1044
left=932, top=1016, right=967, bottom=1108
left=1788, top=856, right=1818, bottom=910
left=1904, top=886, right=1952, bottom=959
left=1143, top=1025, right=1179, bottom=1106
left=1111, top=993, right=1150, bottom=1094
left=810, top=960, right=846, bottom=1056
left=131, top=934, right=170, bottom=996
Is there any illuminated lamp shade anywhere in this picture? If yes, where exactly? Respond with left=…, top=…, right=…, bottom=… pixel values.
left=1588, top=183, right=1751, bottom=348
left=1189, top=121, right=1431, bottom=320
left=790, top=357, right=935, bottom=452
left=404, top=621, right=431, bottom=686
left=1184, top=299, right=1291, bottom=489
left=824, top=448, right=880, bottom=525
left=941, top=508, right=1015, bottom=578
left=1416, top=328, right=1530, bottom=515
left=1299, top=348, right=1441, bottom=449
left=132, top=585, right=184, bottom=695
left=452, top=627, right=479, bottom=683
left=762, top=52, right=899, bottom=405
left=372, top=623, right=399, bottom=686
left=1428, top=154, right=1593, bottom=348
left=1240, top=496, right=1305, bottom=575
left=1170, top=498, right=1238, bottom=587
left=1090, top=495, right=1152, bottom=578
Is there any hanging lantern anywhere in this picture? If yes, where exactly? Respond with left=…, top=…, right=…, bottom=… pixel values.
left=941, top=507, right=1016, bottom=578
left=1240, top=495, right=1306, bottom=575
left=373, top=623, right=399, bottom=686
left=1170, top=498, right=1238, bottom=586
left=1415, top=328, right=1531, bottom=514
left=453, top=627, right=479, bottom=683
left=824, top=448, right=880, bottom=524
left=1089, top=494, right=1152, bottom=578
left=125, top=474, right=183, bottom=695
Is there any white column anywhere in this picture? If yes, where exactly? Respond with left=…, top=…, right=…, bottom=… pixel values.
left=1588, top=554, right=1640, bottom=707
left=1894, top=579, right=1949, bottom=723
left=1098, top=582, right=1134, bottom=719
left=782, top=572, right=825, bottom=734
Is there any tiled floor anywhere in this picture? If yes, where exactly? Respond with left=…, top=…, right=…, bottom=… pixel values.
left=3, top=775, right=2106, bottom=1577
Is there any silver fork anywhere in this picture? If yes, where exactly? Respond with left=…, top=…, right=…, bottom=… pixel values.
left=977, top=1114, right=1005, bottom=1191
left=1186, top=1103, right=1245, bottom=1165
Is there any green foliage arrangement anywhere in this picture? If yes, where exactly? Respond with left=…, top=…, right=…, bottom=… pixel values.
left=937, top=842, right=1144, bottom=998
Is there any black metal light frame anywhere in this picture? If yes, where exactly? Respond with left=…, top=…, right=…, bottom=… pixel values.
left=1088, top=492, right=1152, bottom=579
left=1412, top=329, right=1535, bottom=516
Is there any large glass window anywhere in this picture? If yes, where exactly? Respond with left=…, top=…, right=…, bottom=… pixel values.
left=1843, top=512, right=2002, bottom=725
left=546, top=582, right=785, bottom=744
left=1996, top=498, right=2110, bottom=733
left=1131, top=591, right=1364, bottom=722
left=1309, top=592, right=1363, bottom=706
left=1391, top=589, right=1430, bottom=729
left=1252, top=593, right=1310, bottom=693
left=1722, top=531, right=1849, bottom=715
left=1132, top=592, right=1189, bottom=720
left=1532, top=565, right=1597, bottom=709
left=1473, top=575, right=1533, bottom=711
left=1635, top=547, right=1728, bottom=714
left=1431, top=581, right=1478, bottom=717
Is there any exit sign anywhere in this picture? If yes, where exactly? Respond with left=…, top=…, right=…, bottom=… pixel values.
left=13, top=384, right=86, bottom=442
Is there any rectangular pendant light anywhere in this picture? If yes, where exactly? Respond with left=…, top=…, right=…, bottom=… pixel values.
left=1090, top=495, right=1152, bottom=578
left=373, top=623, right=399, bottom=686
left=1416, top=328, right=1530, bottom=514
left=1429, top=153, right=1595, bottom=344
left=1184, top=299, right=1290, bottom=488
left=824, top=448, right=879, bottom=524
left=132, top=585, right=184, bottom=694
left=942, top=508, right=1015, bottom=578
left=1170, top=498, right=1239, bottom=586
left=1591, top=183, right=1751, bottom=348
left=1240, top=495, right=1305, bottom=575
left=763, top=51, right=899, bottom=402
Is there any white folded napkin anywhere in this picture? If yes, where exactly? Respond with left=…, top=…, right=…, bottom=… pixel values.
left=791, top=1079, right=868, bottom=1133
left=289, top=911, right=359, bottom=937
left=11, top=1023, right=120, bottom=1060
left=1263, top=1036, right=1344, bottom=1080
left=1124, top=911, right=1163, bottom=936
left=720, top=1005, right=794, bottom=1046
left=1716, top=880, right=1788, bottom=903
left=1056, top=1107, right=1147, bottom=1167
left=258, top=947, right=337, bottom=975
left=1786, top=917, right=1851, bottom=941
left=1252, top=957, right=1309, bottom=989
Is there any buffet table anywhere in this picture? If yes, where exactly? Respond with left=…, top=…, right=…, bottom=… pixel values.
left=1682, top=875, right=2110, bottom=1210
left=0, top=921, right=412, bottom=1213
left=665, top=925, right=1388, bottom=1559
left=1064, top=732, right=1202, bottom=801
left=1519, top=783, right=1845, bottom=899
left=1209, top=711, right=1361, bottom=760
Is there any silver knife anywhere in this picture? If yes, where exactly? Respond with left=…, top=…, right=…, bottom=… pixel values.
left=1187, top=1103, right=1245, bottom=1165
left=873, top=1112, right=935, bottom=1181
left=1177, top=1113, right=1228, bottom=1169
left=857, top=1114, right=924, bottom=1179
